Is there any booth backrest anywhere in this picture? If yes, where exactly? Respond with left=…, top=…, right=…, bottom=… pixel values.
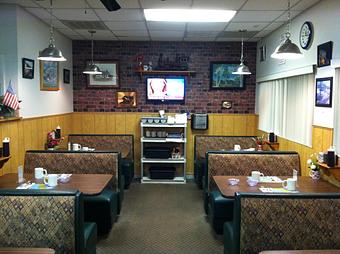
left=0, top=190, right=84, bottom=254
left=234, top=192, right=340, bottom=254
left=24, top=150, right=120, bottom=190
left=194, top=135, right=257, bottom=160
left=207, top=151, right=300, bottom=192
left=68, top=134, right=134, bottom=160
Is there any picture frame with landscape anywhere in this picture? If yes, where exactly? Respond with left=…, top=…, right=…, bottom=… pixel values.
left=40, top=61, right=59, bottom=91
left=210, top=61, right=244, bottom=90
left=22, top=58, right=34, bottom=79
left=88, top=61, right=119, bottom=88
left=315, top=77, right=332, bottom=107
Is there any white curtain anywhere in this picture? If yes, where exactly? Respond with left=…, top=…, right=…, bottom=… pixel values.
left=333, top=69, right=340, bottom=153
left=256, top=74, right=314, bottom=147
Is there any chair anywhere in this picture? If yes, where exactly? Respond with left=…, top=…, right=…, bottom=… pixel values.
left=0, top=189, right=97, bottom=254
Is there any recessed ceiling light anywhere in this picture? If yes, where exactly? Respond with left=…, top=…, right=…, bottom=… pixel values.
left=144, top=9, right=236, bottom=22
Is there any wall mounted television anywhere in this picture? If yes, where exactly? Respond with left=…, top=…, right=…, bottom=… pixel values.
left=146, top=76, right=186, bottom=104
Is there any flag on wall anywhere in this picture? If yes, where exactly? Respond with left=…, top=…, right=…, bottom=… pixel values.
left=3, top=81, right=19, bottom=110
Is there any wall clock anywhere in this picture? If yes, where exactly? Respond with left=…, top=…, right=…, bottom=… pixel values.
left=300, top=21, right=313, bottom=49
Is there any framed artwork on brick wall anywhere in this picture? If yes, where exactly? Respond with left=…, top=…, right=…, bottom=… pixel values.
left=116, top=91, right=137, bottom=108
left=210, top=61, right=245, bottom=90
left=88, top=61, right=119, bottom=88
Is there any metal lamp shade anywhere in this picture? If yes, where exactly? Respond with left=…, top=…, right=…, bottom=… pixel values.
left=232, top=62, right=251, bottom=75
left=271, top=38, right=303, bottom=59
left=83, top=63, right=102, bottom=75
left=38, top=43, right=67, bottom=61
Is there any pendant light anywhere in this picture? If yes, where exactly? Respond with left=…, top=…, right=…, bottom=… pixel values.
left=83, top=31, right=102, bottom=75
left=37, top=0, right=66, bottom=62
left=232, top=30, right=251, bottom=75
left=271, top=0, right=303, bottom=59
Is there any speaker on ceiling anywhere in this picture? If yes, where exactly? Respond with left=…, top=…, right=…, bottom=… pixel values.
left=100, top=0, right=121, bottom=11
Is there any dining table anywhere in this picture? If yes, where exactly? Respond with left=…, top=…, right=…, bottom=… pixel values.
left=260, top=250, right=340, bottom=254
left=0, top=248, right=55, bottom=254
left=0, top=173, right=113, bottom=195
left=213, top=175, right=340, bottom=198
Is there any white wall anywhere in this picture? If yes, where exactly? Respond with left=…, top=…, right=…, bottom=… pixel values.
left=16, top=6, right=73, bottom=118
left=257, top=0, right=339, bottom=128
left=0, top=5, right=18, bottom=94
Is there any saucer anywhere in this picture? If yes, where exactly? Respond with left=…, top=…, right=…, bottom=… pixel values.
left=247, top=178, right=258, bottom=187
left=228, top=178, right=240, bottom=186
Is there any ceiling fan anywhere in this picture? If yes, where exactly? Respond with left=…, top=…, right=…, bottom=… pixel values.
left=100, top=0, right=121, bottom=11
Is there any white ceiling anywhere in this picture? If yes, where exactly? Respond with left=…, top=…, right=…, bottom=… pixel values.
left=0, top=0, right=321, bottom=41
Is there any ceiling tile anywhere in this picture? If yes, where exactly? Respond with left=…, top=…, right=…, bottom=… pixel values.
left=253, top=30, right=273, bottom=38
left=35, top=0, right=85, bottom=9
left=147, top=21, right=186, bottom=31
left=0, top=0, right=38, bottom=7
left=241, top=0, right=300, bottom=11
left=105, top=21, right=146, bottom=30
left=225, top=22, right=270, bottom=31
left=186, top=31, right=219, bottom=37
left=275, top=10, right=302, bottom=22
left=247, top=37, right=261, bottom=42
left=265, top=22, right=285, bottom=31
left=42, top=19, right=70, bottom=29
left=140, top=0, right=192, bottom=9
left=76, top=29, right=115, bottom=39
left=52, top=9, right=99, bottom=21
left=95, top=9, right=144, bottom=21
left=232, top=10, right=284, bottom=22
left=184, top=37, right=216, bottom=42
left=118, top=36, right=150, bottom=41
left=187, top=22, right=227, bottom=32
left=113, top=30, right=149, bottom=37
left=292, top=0, right=320, bottom=11
left=87, top=0, right=140, bottom=9
left=149, top=30, right=184, bottom=38
left=215, top=37, right=242, bottom=42
left=66, top=34, right=86, bottom=40
left=151, top=37, right=183, bottom=41
left=25, top=8, right=52, bottom=20
left=57, top=28, right=83, bottom=36
left=192, top=0, right=247, bottom=9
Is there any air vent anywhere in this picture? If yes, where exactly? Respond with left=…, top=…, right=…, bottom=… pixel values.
left=60, top=20, right=108, bottom=30
left=217, top=31, right=258, bottom=39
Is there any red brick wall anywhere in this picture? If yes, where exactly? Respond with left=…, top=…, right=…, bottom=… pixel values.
left=73, top=41, right=257, bottom=113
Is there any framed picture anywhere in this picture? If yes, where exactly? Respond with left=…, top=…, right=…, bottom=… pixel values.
left=210, top=61, right=244, bottom=90
left=22, top=58, right=34, bottom=79
left=40, top=61, right=59, bottom=91
left=116, top=91, right=137, bottom=108
left=315, top=77, right=333, bottom=107
left=88, top=61, right=119, bottom=88
left=63, top=69, right=70, bottom=84
left=317, top=41, right=332, bottom=67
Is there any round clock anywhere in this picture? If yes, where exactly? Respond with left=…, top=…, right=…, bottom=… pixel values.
left=299, top=21, right=313, bottom=49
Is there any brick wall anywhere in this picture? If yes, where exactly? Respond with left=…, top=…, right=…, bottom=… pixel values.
left=73, top=41, right=257, bottom=113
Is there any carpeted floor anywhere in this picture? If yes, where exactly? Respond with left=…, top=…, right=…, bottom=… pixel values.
left=97, top=182, right=223, bottom=254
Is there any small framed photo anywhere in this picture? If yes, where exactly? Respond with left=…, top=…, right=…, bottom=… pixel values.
left=259, top=45, right=266, bottom=62
left=116, top=91, right=137, bottom=108
left=88, top=61, right=119, bottom=88
left=317, top=41, right=332, bottom=67
left=210, top=61, right=244, bottom=90
left=315, top=77, right=333, bottom=107
left=40, top=61, right=59, bottom=91
left=63, top=69, right=70, bottom=84
left=22, top=58, right=34, bottom=79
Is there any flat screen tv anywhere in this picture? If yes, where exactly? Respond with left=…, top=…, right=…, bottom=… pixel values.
left=146, top=77, right=186, bottom=103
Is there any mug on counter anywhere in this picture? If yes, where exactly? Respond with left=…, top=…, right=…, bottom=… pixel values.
left=282, top=178, right=296, bottom=191
left=44, top=174, right=58, bottom=187
left=72, top=143, right=81, bottom=151
left=251, top=170, right=264, bottom=181
left=35, top=167, right=48, bottom=179
left=234, top=144, right=241, bottom=151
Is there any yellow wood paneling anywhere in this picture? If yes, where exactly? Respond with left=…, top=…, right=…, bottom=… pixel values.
left=0, top=113, right=73, bottom=175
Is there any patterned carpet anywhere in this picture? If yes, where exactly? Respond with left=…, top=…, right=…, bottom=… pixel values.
left=97, top=182, right=223, bottom=254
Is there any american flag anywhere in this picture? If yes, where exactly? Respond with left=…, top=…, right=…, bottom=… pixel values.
left=3, top=81, right=19, bottom=110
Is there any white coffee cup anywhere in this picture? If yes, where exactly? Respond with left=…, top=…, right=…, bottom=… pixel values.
left=234, top=144, right=241, bottom=151
left=145, top=131, right=151, bottom=137
left=282, top=178, right=296, bottom=191
left=44, top=174, right=58, bottom=187
left=72, top=143, right=81, bottom=151
left=82, top=146, right=89, bottom=151
left=251, top=171, right=264, bottom=180
left=35, top=167, right=48, bottom=179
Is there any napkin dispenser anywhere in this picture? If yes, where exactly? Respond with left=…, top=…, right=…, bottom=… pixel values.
left=191, top=114, right=208, bottom=130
